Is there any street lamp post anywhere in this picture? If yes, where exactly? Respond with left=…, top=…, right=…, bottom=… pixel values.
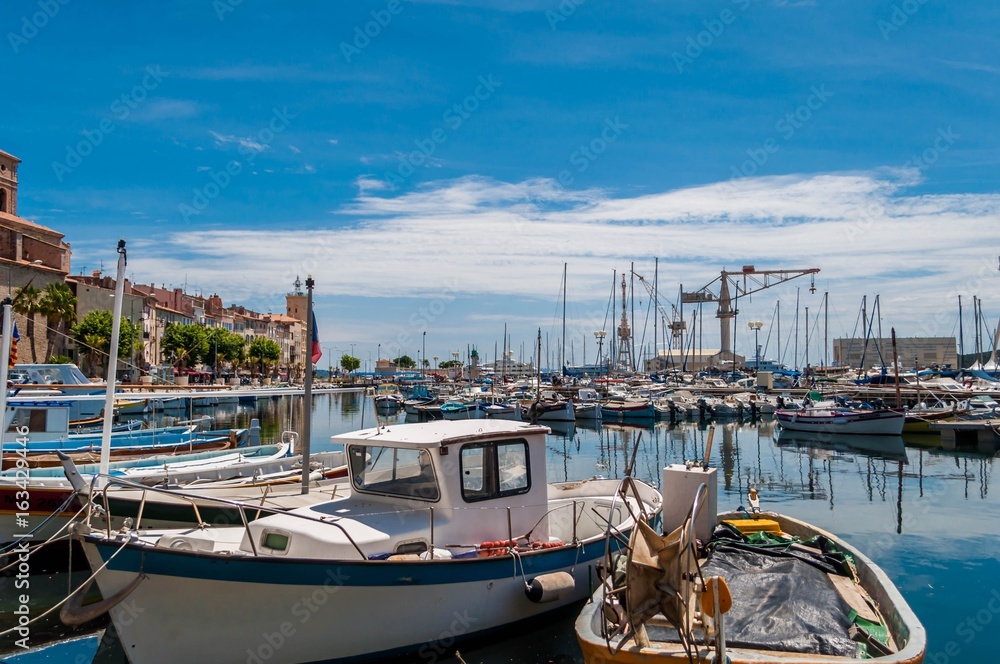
left=594, top=330, right=607, bottom=375
left=747, top=321, right=763, bottom=372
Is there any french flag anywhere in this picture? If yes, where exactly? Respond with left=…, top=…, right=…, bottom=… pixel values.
left=310, top=311, right=322, bottom=364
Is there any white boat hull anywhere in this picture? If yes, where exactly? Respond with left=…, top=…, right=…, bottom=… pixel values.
left=775, top=408, right=905, bottom=435
left=82, top=535, right=612, bottom=664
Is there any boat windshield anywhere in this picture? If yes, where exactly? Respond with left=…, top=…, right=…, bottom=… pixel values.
left=348, top=444, right=439, bottom=501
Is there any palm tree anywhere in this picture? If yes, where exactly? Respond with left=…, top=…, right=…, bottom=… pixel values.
left=12, top=285, right=42, bottom=363
left=39, top=283, right=77, bottom=361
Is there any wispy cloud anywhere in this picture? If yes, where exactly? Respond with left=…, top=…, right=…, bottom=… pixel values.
left=209, top=130, right=268, bottom=152
left=129, top=98, right=201, bottom=122
left=140, top=170, right=1000, bottom=347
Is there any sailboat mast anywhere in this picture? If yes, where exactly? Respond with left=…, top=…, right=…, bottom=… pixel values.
left=794, top=288, right=800, bottom=370
left=561, top=262, right=567, bottom=372
left=653, top=257, right=658, bottom=373
left=805, top=306, right=810, bottom=374
left=824, top=291, right=829, bottom=368
left=958, top=296, right=964, bottom=367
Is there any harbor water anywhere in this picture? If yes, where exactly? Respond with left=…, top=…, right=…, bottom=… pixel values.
left=2, top=391, right=998, bottom=662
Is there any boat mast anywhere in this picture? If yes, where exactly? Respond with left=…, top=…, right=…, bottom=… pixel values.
left=99, top=239, right=128, bottom=483
left=805, top=306, right=810, bottom=377
left=630, top=261, right=636, bottom=371
left=958, top=296, right=964, bottom=367
left=794, top=288, right=800, bottom=370
left=561, top=262, right=567, bottom=372
left=653, top=257, right=658, bottom=374
left=823, top=291, right=829, bottom=368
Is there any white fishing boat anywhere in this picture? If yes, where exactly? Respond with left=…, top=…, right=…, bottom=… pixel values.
left=0, top=400, right=222, bottom=455
left=575, top=458, right=926, bottom=664
left=574, top=388, right=603, bottom=421
left=775, top=406, right=905, bottom=435
left=0, top=441, right=323, bottom=543
left=372, top=382, right=404, bottom=411
left=72, top=419, right=661, bottom=663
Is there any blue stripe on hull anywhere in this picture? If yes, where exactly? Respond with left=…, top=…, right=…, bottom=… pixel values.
left=90, top=535, right=627, bottom=586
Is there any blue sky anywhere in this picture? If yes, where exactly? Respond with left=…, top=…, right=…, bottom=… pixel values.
left=4, top=1, right=999, bottom=369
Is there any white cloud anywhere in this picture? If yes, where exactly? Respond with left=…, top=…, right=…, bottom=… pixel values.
left=130, top=98, right=201, bottom=122
left=328, top=139, right=339, bottom=145
left=288, top=145, right=302, bottom=153
left=209, top=130, right=268, bottom=153
left=141, top=171, right=1000, bottom=348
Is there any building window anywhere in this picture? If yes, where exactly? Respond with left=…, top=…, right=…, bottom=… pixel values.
left=0, top=189, right=6, bottom=213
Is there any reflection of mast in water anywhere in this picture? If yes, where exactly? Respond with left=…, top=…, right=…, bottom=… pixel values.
left=981, top=457, right=989, bottom=499
left=827, top=459, right=834, bottom=511
left=721, top=424, right=736, bottom=491
left=918, top=448, right=923, bottom=497
left=596, top=428, right=610, bottom=476
left=896, top=459, right=903, bottom=534
left=807, top=454, right=815, bottom=500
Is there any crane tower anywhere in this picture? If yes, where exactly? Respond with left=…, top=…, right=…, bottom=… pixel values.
left=615, top=273, right=633, bottom=373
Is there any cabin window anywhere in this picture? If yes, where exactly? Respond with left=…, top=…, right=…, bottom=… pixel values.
left=460, top=439, right=530, bottom=503
left=7, top=409, right=48, bottom=433
left=260, top=530, right=291, bottom=554
left=349, top=445, right=439, bottom=502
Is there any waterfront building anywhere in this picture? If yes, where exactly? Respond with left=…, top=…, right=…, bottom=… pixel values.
left=0, top=149, right=72, bottom=361
left=832, top=336, right=957, bottom=369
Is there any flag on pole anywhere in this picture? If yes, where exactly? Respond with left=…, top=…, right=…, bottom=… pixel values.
left=7, top=321, right=18, bottom=368
left=311, top=311, right=322, bottom=364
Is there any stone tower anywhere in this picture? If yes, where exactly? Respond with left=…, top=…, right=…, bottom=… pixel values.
left=0, top=149, right=20, bottom=215
left=286, top=275, right=307, bottom=322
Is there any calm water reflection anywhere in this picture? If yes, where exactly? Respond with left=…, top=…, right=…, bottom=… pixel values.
left=2, top=392, right=997, bottom=661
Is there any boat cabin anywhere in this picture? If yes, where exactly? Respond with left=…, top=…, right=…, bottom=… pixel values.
left=233, top=420, right=554, bottom=560
left=1, top=401, right=73, bottom=447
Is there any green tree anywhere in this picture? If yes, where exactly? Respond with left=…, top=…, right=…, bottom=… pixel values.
left=161, top=323, right=209, bottom=371
left=39, top=283, right=77, bottom=361
left=205, top=327, right=246, bottom=372
left=394, top=355, right=416, bottom=369
left=438, top=359, right=462, bottom=369
left=12, top=285, right=42, bottom=363
left=340, top=354, right=361, bottom=373
left=248, top=337, right=281, bottom=377
left=70, top=310, right=138, bottom=375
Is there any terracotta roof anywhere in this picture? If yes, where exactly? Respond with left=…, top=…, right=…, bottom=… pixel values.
left=0, top=210, right=63, bottom=238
